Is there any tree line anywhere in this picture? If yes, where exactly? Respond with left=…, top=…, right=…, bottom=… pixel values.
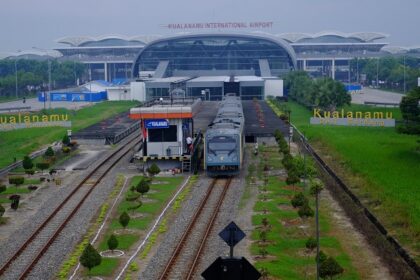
left=0, top=59, right=86, bottom=98
left=350, top=56, right=420, bottom=92
left=284, top=71, right=351, bottom=111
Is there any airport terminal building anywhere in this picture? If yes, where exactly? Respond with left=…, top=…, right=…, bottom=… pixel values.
left=3, top=31, right=420, bottom=100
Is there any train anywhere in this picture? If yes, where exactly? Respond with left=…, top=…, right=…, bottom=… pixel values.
left=204, top=94, right=245, bottom=176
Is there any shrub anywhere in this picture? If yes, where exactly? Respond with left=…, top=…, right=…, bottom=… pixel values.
left=62, top=147, right=71, bottom=153
left=298, top=202, right=314, bottom=218
left=127, top=202, right=142, bottom=211
left=9, top=176, right=24, bottom=187
left=136, top=179, right=150, bottom=196
left=286, top=167, right=300, bottom=185
left=310, top=180, right=324, bottom=196
left=0, top=185, right=7, bottom=193
left=320, top=256, right=344, bottom=279
left=305, top=237, right=317, bottom=251
left=107, top=234, right=118, bottom=251
left=126, top=192, right=141, bottom=201
left=28, top=185, right=38, bottom=191
left=316, top=250, right=328, bottom=263
left=119, top=211, right=130, bottom=229
left=25, top=169, right=35, bottom=175
left=22, top=155, right=34, bottom=170
left=44, top=146, right=55, bottom=157
left=293, top=156, right=317, bottom=178
left=80, top=243, right=101, bottom=272
left=291, top=192, right=308, bottom=208
left=9, top=194, right=20, bottom=210
left=282, top=153, right=294, bottom=170
left=36, top=162, right=50, bottom=171
left=62, top=134, right=70, bottom=146
left=147, top=163, right=160, bottom=177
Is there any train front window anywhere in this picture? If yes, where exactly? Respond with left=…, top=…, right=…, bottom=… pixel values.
left=208, top=136, right=236, bottom=152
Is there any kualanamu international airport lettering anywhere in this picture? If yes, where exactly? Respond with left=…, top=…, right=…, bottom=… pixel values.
left=0, top=113, right=71, bottom=131
left=310, top=109, right=395, bottom=127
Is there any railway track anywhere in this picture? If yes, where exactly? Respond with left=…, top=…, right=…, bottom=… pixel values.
left=0, top=135, right=141, bottom=279
left=158, top=177, right=231, bottom=280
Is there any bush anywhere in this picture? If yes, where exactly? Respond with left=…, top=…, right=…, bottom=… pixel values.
left=25, top=169, right=35, bottom=175
left=298, top=202, right=314, bottom=218
left=0, top=185, right=7, bottom=193
left=44, top=146, right=55, bottom=157
left=9, top=194, right=20, bottom=210
left=136, top=179, right=150, bottom=196
left=286, top=167, right=300, bottom=185
left=80, top=243, right=101, bottom=272
left=291, top=192, right=308, bottom=208
left=282, top=153, right=294, bottom=170
left=36, top=162, right=50, bottom=171
left=293, top=156, right=317, bottom=178
left=107, top=234, right=118, bottom=251
left=22, top=155, right=33, bottom=170
left=9, top=176, right=24, bottom=187
left=316, top=250, right=328, bottom=263
left=28, top=185, right=38, bottom=191
left=320, top=256, right=344, bottom=279
left=147, top=163, right=160, bottom=177
left=126, top=192, right=141, bottom=201
left=62, top=134, right=70, bottom=146
left=62, top=146, right=71, bottom=153
left=305, top=237, right=317, bottom=251
left=119, top=211, right=130, bottom=228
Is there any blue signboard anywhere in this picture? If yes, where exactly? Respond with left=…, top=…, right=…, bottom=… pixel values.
left=145, top=119, right=169, bottom=129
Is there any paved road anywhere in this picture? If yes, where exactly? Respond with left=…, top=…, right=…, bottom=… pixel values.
left=351, top=87, right=404, bottom=105
left=0, top=98, right=96, bottom=113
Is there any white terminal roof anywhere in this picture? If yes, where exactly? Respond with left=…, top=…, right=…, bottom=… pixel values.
left=56, top=34, right=163, bottom=47
left=277, top=31, right=388, bottom=43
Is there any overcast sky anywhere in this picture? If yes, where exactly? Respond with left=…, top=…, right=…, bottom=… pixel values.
left=1, top=0, right=419, bottom=52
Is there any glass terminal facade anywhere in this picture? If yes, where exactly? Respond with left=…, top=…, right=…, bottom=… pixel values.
left=132, top=34, right=296, bottom=78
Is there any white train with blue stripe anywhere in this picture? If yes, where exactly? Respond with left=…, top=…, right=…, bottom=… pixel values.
left=204, top=94, right=245, bottom=176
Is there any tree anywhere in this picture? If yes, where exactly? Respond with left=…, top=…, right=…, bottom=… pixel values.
left=286, top=167, right=300, bottom=186
left=107, top=234, right=118, bottom=252
left=310, top=180, right=324, bottom=196
left=62, top=134, right=70, bottom=146
left=136, top=179, right=150, bottom=196
left=119, top=211, right=130, bottom=229
left=147, top=163, right=160, bottom=177
left=80, top=243, right=102, bottom=273
left=320, top=256, right=344, bottom=279
left=44, top=146, right=55, bottom=157
left=36, top=162, right=50, bottom=171
left=22, top=155, right=33, bottom=170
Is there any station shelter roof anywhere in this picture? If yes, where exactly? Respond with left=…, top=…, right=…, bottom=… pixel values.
left=130, top=99, right=201, bottom=120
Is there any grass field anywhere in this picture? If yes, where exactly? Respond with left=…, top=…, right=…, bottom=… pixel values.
left=251, top=145, right=359, bottom=279
left=280, top=100, right=420, bottom=260
left=90, top=176, right=184, bottom=277
left=0, top=101, right=138, bottom=169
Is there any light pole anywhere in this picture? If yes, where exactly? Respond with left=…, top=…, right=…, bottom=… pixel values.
left=48, top=60, right=52, bottom=109
left=376, top=58, right=379, bottom=88
left=14, top=59, right=18, bottom=98
left=403, top=55, right=406, bottom=94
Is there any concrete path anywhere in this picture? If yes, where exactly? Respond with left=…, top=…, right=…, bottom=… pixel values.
left=0, top=97, right=96, bottom=113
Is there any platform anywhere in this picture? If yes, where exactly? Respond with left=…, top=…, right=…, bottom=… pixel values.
left=192, top=101, right=220, bottom=134
left=73, top=112, right=140, bottom=145
left=243, top=100, right=289, bottom=141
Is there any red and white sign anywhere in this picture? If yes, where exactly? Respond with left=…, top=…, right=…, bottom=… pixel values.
left=162, top=21, right=273, bottom=30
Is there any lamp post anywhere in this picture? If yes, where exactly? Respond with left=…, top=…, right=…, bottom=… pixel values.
left=14, top=59, right=18, bottom=98
left=403, top=55, right=406, bottom=94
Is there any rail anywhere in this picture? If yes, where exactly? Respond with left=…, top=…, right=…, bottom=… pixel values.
left=158, top=178, right=231, bottom=280
left=0, top=135, right=140, bottom=279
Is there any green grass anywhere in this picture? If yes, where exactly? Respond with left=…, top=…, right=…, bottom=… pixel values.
left=98, top=234, right=140, bottom=251
left=0, top=187, right=31, bottom=194
left=251, top=145, right=359, bottom=280
left=87, top=258, right=119, bottom=277
left=285, top=101, right=420, bottom=257
left=0, top=101, right=139, bottom=169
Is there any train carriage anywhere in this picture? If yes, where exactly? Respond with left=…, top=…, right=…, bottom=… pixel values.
left=204, top=95, right=245, bottom=176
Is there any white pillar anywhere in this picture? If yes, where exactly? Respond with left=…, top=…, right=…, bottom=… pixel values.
left=104, top=62, right=108, bottom=81
left=331, top=59, right=335, bottom=80
left=303, top=59, right=307, bottom=71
